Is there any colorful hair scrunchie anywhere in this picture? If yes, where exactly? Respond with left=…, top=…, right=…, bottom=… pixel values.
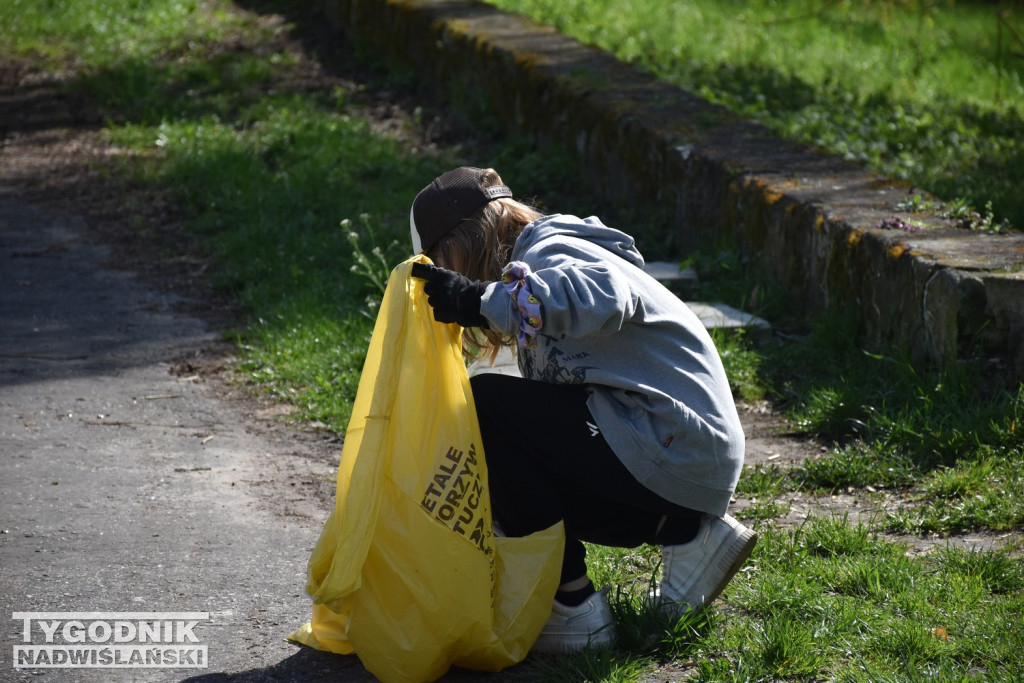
left=501, top=261, right=543, bottom=348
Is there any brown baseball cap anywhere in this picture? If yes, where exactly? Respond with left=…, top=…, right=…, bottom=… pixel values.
left=410, top=167, right=512, bottom=254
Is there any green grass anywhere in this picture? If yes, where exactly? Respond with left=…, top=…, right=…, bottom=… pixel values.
left=4, top=0, right=1023, bottom=681
left=531, top=519, right=1024, bottom=681
left=722, top=318, right=1024, bottom=537
left=0, top=0, right=259, bottom=70
left=758, top=306, right=1024, bottom=535
left=482, top=0, right=1024, bottom=231
left=117, top=97, right=447, bottom=429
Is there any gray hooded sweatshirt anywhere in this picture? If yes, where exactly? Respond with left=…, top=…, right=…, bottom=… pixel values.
left=479, top=214, right=744, bottom=516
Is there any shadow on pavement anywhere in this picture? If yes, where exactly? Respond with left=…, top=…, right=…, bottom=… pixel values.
left=0, top=196, right=214, bottom=389
left=182, top=643, right=530, bottom=682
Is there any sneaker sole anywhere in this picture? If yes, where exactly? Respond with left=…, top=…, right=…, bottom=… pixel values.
left=688, top=523, right=758, bottom=608
left=530, top=626, right=616, bottom=655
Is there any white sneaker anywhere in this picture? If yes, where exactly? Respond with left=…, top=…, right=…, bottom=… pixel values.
left=530, top=587, right=617, bottom=654
left=659, top=514, right=757, bottom=612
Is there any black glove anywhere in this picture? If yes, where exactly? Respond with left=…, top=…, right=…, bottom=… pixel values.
left=411, top=262, right=490, bottom=328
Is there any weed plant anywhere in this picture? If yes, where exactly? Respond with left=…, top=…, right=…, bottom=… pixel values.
left=3, top=0, right=1022, bottom=680
left=483, top=0, right=1024, bottom=230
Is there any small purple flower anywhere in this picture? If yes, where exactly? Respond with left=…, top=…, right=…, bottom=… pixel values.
left=877, top=216, right=922, bottom=232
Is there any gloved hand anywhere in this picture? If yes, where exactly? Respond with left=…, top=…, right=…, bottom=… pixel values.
left=411, top=262, right=490, bottom=328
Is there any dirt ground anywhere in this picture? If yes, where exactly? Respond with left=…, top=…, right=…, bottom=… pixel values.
left=1, top=6, right=1015, bottom=683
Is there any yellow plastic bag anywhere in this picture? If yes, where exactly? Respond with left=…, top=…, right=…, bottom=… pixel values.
left=288, top=256, right=564, bottom=683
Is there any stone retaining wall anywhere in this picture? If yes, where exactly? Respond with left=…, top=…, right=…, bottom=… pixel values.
left=309, top=0, right=1024, bottom=379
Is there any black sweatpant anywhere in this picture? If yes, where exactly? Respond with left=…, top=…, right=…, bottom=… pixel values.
left=470, top=373, right=702, bottom=584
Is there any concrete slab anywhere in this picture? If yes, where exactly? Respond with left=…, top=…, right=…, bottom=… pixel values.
left=642, top=261, right=698, bottom=283
left=685, top=302, right=772, bottom=335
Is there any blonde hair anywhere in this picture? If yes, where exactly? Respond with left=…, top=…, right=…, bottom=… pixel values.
left=425, top=168, right=543, bottom=361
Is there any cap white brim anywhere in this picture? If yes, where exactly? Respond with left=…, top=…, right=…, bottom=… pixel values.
left=410, top=205, right=423, bottom=255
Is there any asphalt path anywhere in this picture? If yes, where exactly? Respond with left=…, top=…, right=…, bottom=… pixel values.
left=0, top=195, right=511, bottom=682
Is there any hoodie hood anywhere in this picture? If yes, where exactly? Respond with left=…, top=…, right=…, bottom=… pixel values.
left=512, top=214, right=645, bottom=269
